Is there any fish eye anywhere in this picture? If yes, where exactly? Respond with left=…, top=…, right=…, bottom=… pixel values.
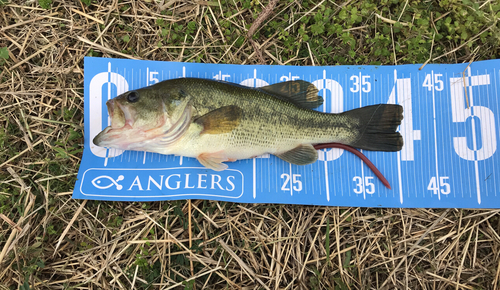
left=127, top=91, right=139, bottom=103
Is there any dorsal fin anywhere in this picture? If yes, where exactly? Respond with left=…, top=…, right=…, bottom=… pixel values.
left=259, top=80, right=323, bottom=109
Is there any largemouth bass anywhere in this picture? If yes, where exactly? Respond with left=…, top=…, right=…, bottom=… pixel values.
left=93, top=78, right=403, bottom=171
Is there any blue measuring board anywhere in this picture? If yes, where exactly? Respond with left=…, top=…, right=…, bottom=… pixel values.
left=73, top=57, right=500, bottom=208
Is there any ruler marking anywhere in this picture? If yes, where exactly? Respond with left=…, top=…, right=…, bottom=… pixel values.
left=485, top=68, right=494, bottom=197
left=440, top=73, right=449, bottom=199
left=253, top=158, right=256, bottom=199
left=103, top=63, right=114, bottom=167
left=267, top=153, right=269, bottom=194
left=481, top=69, right=488, bottom=198
left=280, top=158, right=284, bottom=194
left=431, top=70, right=441, bottom=200
left=412, top=74, right=418, bottom=199
left=303, top=167, right=308, bottom=196
left=399, top=71, right=405, bottom=202
left=397, top=71, right=404, bottom=203
left=406, top=73, right=412, bottom=199
left=463, top=72, right=473, bottom=199
left=377, top=73, right=381, bottom=197
left=276, top=157, right=280, bottom=194
left=402, top=73, right=408, bottom=199
left=474, top=155, right=480, bottom=203
left=494, top=68, right=499, bottom=196
left=346, top=73, right=351, bottom=197
left=335, top=74, right=340, bottom=198
left=425, top=72, right=432, bottom=199
left=453, top=73, right=465, bottom=198
left=180, top=61, right=186, bottom=165
left=443, top=72, right=460, bottom=198
left=486, top=68, right=494, bottom=199
left=262, top=158, right=271, bottom=193
left=311, top=156, right=315, bottom=196
left=384, top=73, right=388, bottom=198
left=467, top=67, right=481, bottom=204
left=350, top=73, right=354, bottom=196
left=320, top=71, right=330, bottom=201
left=324, top=160, right=329, bottom=200
left=389, top=70, right=404, bottom=202
left=358, top=72, right=366, bottom=199
left=444, top=72, right=455, bottom=199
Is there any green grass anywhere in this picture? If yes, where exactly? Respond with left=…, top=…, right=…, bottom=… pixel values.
left=148, top=0, right=499, bottom=65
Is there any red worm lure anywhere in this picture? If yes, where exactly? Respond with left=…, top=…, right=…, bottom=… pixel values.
left=313, top=143, right=391, bottom=189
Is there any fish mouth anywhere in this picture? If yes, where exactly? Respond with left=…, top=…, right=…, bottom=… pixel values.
left=93, top=99, right=136, bottom=148
left=93, top=99, right=192, bottom=152
left=108, top=99, right=133, bottom=129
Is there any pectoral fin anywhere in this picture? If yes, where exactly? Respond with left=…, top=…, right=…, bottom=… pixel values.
left=275, top=144, right=318, bottom=165
left=197, top=151, right=235, bottom=171
left=195, top=105, right=243, bottom=135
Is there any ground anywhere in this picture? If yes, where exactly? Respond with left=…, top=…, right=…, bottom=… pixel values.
left=1, top=0, right=500, bottom=289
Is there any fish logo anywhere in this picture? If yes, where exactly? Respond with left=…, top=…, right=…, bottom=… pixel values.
left=91, top=175, right=125, bottom=190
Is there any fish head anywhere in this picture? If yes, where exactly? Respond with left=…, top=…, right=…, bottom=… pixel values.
left=93, top=84, right=191, bottom=151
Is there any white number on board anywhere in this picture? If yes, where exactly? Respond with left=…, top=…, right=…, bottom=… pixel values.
left=280, top=73, right=300, bottom=81
left=350, top=75, right=371, bottom=93
left=387, top=73, right=421, bottom=161
left=427, top=176, right=451, bottom=195
left=149, top=71, right=159, bottom=84
left=213, top=71, right=231, bottom=81
left=450, top=73, right=496, bottom=161
left=281, top=174, right=303, bottom=192
left=353, top=176, right=375, bottom=194
left=422, top=73, right=444, bottom=91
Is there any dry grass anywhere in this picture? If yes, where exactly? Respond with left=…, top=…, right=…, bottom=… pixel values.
left=1, top=0, right=500, bottom=289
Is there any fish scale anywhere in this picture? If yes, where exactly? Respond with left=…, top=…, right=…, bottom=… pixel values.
left=173, top=79, right=358, bottom=155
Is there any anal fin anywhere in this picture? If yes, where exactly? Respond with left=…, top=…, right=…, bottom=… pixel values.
left=275, top=144, right=318, bottom=165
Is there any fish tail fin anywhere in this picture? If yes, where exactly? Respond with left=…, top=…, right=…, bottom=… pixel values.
left=345, top=104, right=404, bottom=151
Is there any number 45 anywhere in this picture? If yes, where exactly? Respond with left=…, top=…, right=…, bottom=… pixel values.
left=427, top=176, right=450, bottom=195
left=423, top=73, right=443, bottom=91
